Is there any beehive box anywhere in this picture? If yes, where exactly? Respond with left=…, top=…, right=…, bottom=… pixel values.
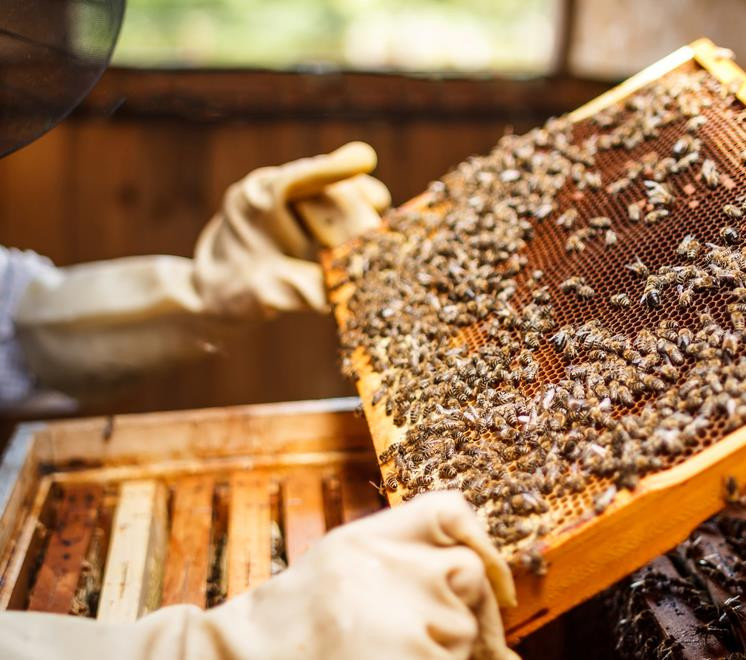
left=0, top=398, right=383, bottom=620
left=324, top=38, right=746, bottom=642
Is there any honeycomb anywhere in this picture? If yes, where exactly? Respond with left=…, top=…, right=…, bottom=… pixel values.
left=457, top=62, right=746, bottom=544
left=326, top=52, right=746, bottom=575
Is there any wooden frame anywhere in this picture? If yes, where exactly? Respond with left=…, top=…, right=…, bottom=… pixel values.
left=323, top=38, right=746, bottom=643
left=0, top=398, right=383, bottom=618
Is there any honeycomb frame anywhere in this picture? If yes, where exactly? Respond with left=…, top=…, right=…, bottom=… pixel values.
left=323, top=38, right=746, bottom=643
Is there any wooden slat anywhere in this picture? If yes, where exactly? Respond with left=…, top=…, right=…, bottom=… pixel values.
left=0, top=476, right=56, bottom=610
left=340, top=468, right=384, bottom=523
left=50, top=450, right=372, bottom=486
left=97, top=480, right=168, bottom=623
left=36, top=398, right=369, bottom=466
left=28, top=485, right=102, bottom=613
left=227, top=474, right=272, bottom=598
left=283, top=470, right=326, bottom=564
left=321, top=474, right=344, bottom=530
left=161, top=477, right=213, bottom=608
left=0, top=423, right=44, bottom=560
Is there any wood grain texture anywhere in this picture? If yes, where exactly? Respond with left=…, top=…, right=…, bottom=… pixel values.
left=161, top=477, right=214, bottom=608
left=340, top=466, right=384, bottom=523
left=35, top=398, right=369, bottom=466
left=97, top=480, right=168, bottom=622
left=0, top=423, right=44, bottom=565
left=322, top=40, right=746, bottom=643
left=0, top=476, right=56, bottom=610
left=283, top=470, right=326, bottom=564
left=28, top=485, right=102, bottom=613
left=227, top=473, right=272, bottom=598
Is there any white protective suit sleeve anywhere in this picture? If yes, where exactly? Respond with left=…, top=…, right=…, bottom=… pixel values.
left=0, top=492, right=518, bottom=660
left=11, top=142, right=390, bottom=395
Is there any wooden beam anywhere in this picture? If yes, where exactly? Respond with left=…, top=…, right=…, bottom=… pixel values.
left=161, top=477, right=214, bottom=608
left=78, top=68, right=611, bottom=123
left=0, top=423, right=44, bottom=558
left=226, top=474, right=272, bottom=598
left=28, top=485, right=102, bottom=613
left=552, top=0, right=578, bottom=76
left=37, top=398, right=370, bottom=467
left=0, top=476, right=56, bottom=610
left=97, top=480, right=168, bottom=622
left=283, top=470, right=326, bottom=564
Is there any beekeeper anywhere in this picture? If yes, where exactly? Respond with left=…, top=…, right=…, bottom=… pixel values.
left=0, top=139, right=518, bottom=659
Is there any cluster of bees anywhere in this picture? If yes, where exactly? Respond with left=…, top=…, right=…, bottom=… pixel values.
left=333, top=66, right=746, bottom=563
left=612, top=506, right=746, bottom=658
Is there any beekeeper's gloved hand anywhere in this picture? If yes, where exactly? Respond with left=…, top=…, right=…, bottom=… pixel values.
left=0, top=491, right=518, bottom=660
left=11, top=142, right=390, bottom=397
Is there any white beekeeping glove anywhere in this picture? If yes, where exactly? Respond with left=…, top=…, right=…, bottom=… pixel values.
left=0, top=492, right=518, bottom=660
left=12, top=142, right=390, bottom=395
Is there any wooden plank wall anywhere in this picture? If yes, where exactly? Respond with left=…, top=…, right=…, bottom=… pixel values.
left=0, top=69, right=609, bottom=418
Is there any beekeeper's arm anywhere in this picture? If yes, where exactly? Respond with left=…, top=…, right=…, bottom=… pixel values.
left=0, top=492, right=518, bottom=660
left=11, top=142, right=390, bottom=396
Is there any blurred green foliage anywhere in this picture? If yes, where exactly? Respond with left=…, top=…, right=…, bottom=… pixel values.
left=113, top=0, right=556, bottom=73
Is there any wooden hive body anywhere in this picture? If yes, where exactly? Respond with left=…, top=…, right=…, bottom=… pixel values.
left=324, top=39, right=746, bottom=642
left=0, top=399, right=383, bottom=619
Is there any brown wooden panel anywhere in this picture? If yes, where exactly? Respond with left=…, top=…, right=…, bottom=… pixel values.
left=227, top=473, right=272, bottom=598
left=28, top=485, right=102, bottom=613
left=340, top=467, right=384, bottom=523
left=0, top=477, right=56, bottom=610
left=283, top=470, right=326, bottom=564
left=161, top=477, right=214, bottom=608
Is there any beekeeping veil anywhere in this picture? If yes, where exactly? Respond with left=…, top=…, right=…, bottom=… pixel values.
left=0, top=0, right=124, bottom=157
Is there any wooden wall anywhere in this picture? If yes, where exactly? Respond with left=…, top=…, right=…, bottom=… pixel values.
left=0, top=69, right=609, bottom=418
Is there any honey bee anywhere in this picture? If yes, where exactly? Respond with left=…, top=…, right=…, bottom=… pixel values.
left=719, top=226, right=740, bottom=244
left=686, top=115, right=707, bottom=133
left=677, top=235, right=701, bottom=260
left=672, top=134, right=700, bottom=156
left=565, top=233, right=586, bottom=253
left=627, top=202, right=642, bottom=222
left=384, top=474, right=399, bottom=491
left=499, top=168, right=521, bottom=183
left=371, top=386, right=387, bottom=406
left=700, top=158, right=720, bottom=188
left=677, top=285, right=694, bottom=307
left=593, top=486, right=617, bottom=514
left=577, top=284, right=596, bottom=299
left=560, top=275, right=584, bottom=292
left=589, top=216, right=612, bottom=229
left=610, top=292, right=631, bottom=308
left=379, top=442, right=401, bottom=463
left=640, top=288, right=661, bottom=308
left=606, top=178, right=630, bottom=194
left=626, top=258, right=649, bottom=278
left=644, top=209, right=670, bottom=224
left=585, top=171, right=602, bottom=190
left=723, top=203, right=743, bottom=219
left=723, top=332, right=739, bottom=358
left=644, top=180, right=674, bottom=205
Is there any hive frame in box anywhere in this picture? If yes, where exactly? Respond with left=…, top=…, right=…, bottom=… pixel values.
left=0, top=398, right=383, bottom=619
left=323, top=38, right=746, bottom=643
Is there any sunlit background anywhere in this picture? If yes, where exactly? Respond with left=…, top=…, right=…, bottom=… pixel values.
left=113, top=0, right=558, bottom=73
